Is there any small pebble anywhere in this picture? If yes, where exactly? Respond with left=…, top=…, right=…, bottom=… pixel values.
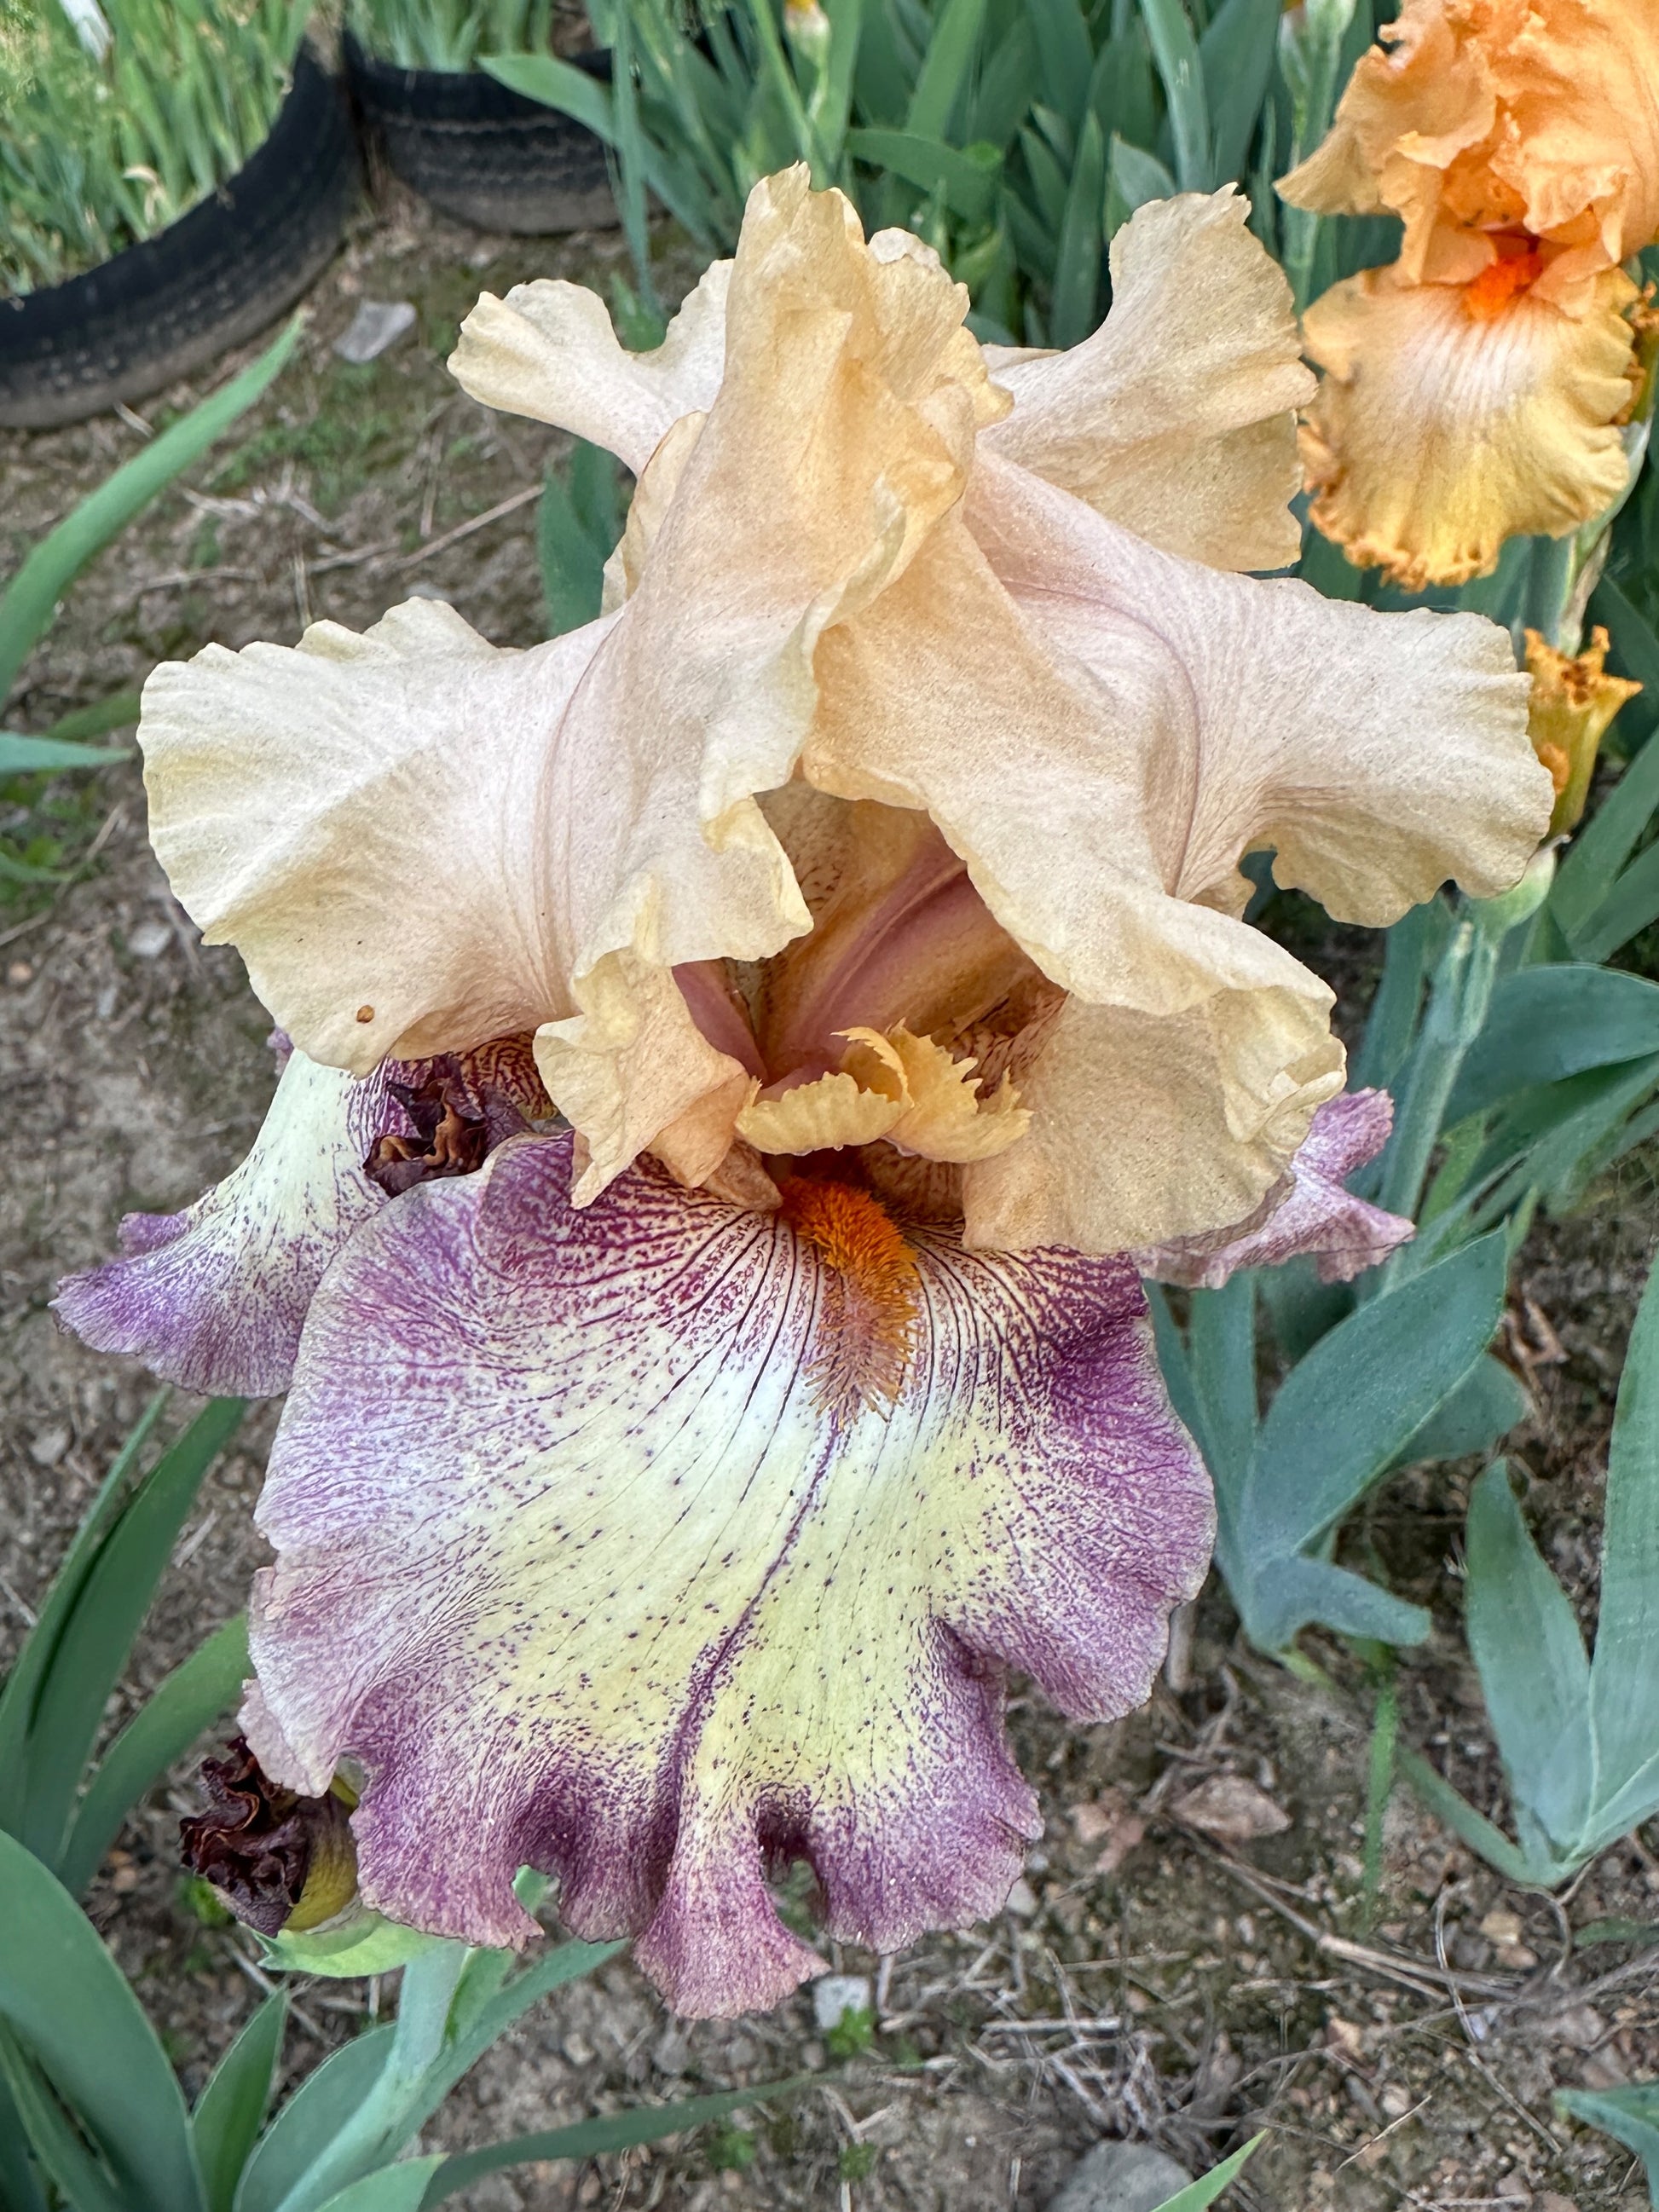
left=812, top=1972, right=870, bottom=2030
left=6, top=961, right=32, bottom=985
left=1004, top=1876, right=1039, bottom=1917
left=128, top=916, right=172, bottom=959
left=1046, top=2140, right=1194, bottom=2212
left=333, top=299, right=417, bottom=365
left=28, top=1426, right=70, bottom=1468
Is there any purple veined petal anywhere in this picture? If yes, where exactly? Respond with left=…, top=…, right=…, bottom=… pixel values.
left=54, top=1048, right=406, bottom=1397
left=246, top=1133, right=1212, bottom=2018
left=1136, top=1089, right=1413, bottom=1291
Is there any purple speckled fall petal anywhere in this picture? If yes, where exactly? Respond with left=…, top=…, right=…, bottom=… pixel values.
left=246, top=1133, right=1211, bottom=2017
left=54, top=1048, right=402, bottom=1396
left=1136, top=1089, right=1411, bottom=1290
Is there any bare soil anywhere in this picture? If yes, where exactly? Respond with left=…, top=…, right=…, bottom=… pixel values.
left=4, top=187, right=1658, bottom=2212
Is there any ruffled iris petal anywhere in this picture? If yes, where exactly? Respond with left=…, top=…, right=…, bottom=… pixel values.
left=53, top=1047, right=389, bottom=1396
left=448, top=257, right=733, bottom=475
left=246, top=1134, right=1211, bottom=2017
left=1135, top=1089, right=1413, bottom=1290
left=140, top=170, right=1012, bottom=1200
left=1300, top=264, right=1641, bottom=591
left=1280, top=0, right=1659, bottom=302
left=805, top=448, right=1541, bottom=1250
left=982, top=188, right=1314, bottom=573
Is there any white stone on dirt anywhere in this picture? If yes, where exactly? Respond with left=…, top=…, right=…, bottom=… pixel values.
left=127, top=917, right=172, bottom=959
left=1045, top=2141, right=1194, bottom=2212
left=334, top=300, right=418, bottom=366
left=812, top=1973, right=871, bottom=2030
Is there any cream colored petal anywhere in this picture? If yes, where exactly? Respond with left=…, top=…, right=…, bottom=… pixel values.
left=535, top=952, right=756, bottom=1199
left=963, top=992, right=1344, bottom=1254
left=142, top=601, right=582, bottom=1076
left=804, top=500, right=1345, bottom=1251
left=803, top=449, right=1544, bottom=1248
left=962, top=452, right=1551, bottom=926
left=540, top=170, right=1009, bottom=1184
left=1301, top=263, right=1641, bottom=592
left=737, top=1071, right=905, bottom=1154
left=138, top=596, right=800, bottom=1094
left=143, top=171, right=1004, bottom=1202
left=980, top=190, right=1314, bottom=571
left=601, top=409, right=705, bottom=610
left=583, top=165, right=1006, bottom=858
left=845, top=1026, right=1030, bottom=1164
left=448, top=257, right=732, bottom=474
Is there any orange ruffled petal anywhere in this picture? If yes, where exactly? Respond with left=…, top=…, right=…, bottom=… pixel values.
left=1300, top=263, right=1640, bottom=590
left=1280, top=0, right=1659, bottom=304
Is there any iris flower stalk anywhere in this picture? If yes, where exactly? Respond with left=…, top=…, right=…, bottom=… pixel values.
left=59, top=172, right=1552, bottom=2016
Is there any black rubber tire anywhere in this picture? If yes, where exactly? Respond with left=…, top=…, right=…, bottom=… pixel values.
left=344, top=32, right=615, bottom=236
left=0, top=45, right=359, bottom=433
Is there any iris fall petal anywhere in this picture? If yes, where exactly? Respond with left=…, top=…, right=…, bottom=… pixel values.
left=53, top=1047, right=387, bottom=1396
left=246, top=1135, right=1211, bottom=2016
left=1135, top=1089, right=1413, bottom=1289
left=1300, top=264, right=1641, bottom=590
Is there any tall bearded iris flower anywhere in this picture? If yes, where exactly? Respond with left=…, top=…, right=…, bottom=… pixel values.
left=1280, top=0, right=1659, bottom=589
left=58, top=173, right=1552, bottom=2017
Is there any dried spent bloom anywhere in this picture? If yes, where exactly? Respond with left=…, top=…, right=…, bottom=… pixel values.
left=180, top=1736, right=358, bottom=1938
left=1281, top=0, right=1659, bottom=587
left=58, top=172, right=1548, bottom=2016
left=1525, top=626, right=1643, bottom=836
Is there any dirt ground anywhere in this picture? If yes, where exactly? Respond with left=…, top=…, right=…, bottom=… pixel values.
left=4, top=184, right=1659, bottom=2212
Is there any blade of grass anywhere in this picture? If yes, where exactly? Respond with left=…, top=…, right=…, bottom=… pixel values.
left=1049, top=108, right=1107, bottom=345
left=0, top=1392, right=170, bottom=1833
left=0, top=1835, right=205, bottom=2212
left=59, top=1613, right=249, bottom=1896
left=1138, top=0, right=1210, bottom=188
left=1360, top=1673, right=1398, bottom=1931
left=0, top=2038, right=49, bottom=2212
left=18, top=1399, right=246, bottom=1872
left=419, top=2078, right=819, bottom=2207
left=0, top=320, right=299, bottom=706
left=194, top=1994, right=287, bottom=2212
left=0, top=733, right=128, bottom=772
left=1150, top=2135, right=1265, bottom=2210
left=1396, top=1744, right=1559, bottom=1886
left=0, top=2029, right=128, bottom=2212
left=905, top=0, right=987, bottom=140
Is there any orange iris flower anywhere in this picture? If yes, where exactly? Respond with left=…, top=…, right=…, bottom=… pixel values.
left=1280, top=0, right=1659, bottom=589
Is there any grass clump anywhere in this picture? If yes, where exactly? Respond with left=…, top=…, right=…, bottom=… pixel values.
left=346, top=0, right=569, bottom=71
left=1, top=0, right=311, bottom=295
